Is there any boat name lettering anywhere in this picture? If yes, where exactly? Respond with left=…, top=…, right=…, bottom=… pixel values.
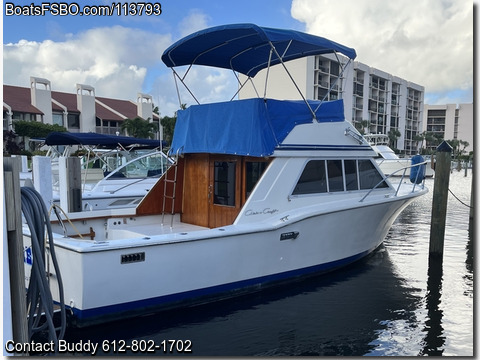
left=245, top=208, right=279, bottom=216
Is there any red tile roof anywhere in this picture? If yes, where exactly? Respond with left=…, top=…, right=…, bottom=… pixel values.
left=51, top=91, right=79, bottom=113
left=96, top=96, right=160, bottom=121
left=95, top=100, right=125, bottom=121
left=3, top=85, right=159, bottom=121
left=3, top=85, right=43, bottom=115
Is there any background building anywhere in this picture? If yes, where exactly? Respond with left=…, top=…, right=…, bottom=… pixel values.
left=3, top=76, right=160, bottom=138
left=239, top=54, right=426, bottom=156
left=423, top=103, right=474, bottom=153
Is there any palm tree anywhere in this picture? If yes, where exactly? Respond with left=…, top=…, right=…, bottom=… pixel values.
left=121, top=117, right=157, bottom=139
left=160, top=104, right=187, bottom=145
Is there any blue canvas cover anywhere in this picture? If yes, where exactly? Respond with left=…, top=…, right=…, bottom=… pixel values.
left=162, top=23, right=356, bottom=77
left=170, top=99, right=344, bottom=157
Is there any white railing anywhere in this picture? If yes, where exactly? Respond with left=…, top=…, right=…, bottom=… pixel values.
left=360, top=161, right=428, bottom=202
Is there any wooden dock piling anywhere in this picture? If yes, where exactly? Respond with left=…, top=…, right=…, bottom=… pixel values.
left=429, top=141, right=453, bottom=259
left=469, top=159, right=474, bottom=234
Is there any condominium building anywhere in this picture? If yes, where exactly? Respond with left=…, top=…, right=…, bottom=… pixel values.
left=3, top=77, right=160, bottom=140
left=239, top=54, right=425, bottom=156
left=423, top=103, right=474, bottom=153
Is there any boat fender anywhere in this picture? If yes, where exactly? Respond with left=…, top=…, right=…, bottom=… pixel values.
left=410, top=154, right=425, bottom=184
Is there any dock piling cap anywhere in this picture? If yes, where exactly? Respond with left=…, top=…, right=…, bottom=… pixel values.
left=437, top=141, right=453, bottom=153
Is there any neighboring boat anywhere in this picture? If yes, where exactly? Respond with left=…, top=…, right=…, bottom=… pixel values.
left=43, top=132, right=172, bottom=210
left=364, top=134, right=434, bottom=177
left=24, top=24, right=427, bottom=327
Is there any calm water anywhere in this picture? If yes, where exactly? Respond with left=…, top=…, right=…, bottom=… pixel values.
left=64, top=170, right=474, bottom=356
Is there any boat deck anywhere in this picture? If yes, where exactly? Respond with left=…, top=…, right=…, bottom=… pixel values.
left=106, top=213, right=210, bottom=241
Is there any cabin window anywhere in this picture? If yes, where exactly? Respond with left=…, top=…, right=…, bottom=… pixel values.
left=245, top=161, right=268, bottom=198
left=358, top=160, right=388, bottom=189
left=214, top=161, right=236, bottom=206
left=327, top=160, right=344, bottom=192
left=344, top=160, right=359, bottom=190
left=292, top=160, right=327, bottom=195
left=293, top=159, right=387, bottom=196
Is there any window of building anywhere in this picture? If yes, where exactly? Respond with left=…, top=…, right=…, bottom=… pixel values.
left=12, top=112, right=36, bottom=122
left=52, top=112, right=63, bottom=126
left=100, top=120, right=121, bottom=135
left=214, top=161, right=236, bottom=206
left=67, top=114, right=80, bottom=129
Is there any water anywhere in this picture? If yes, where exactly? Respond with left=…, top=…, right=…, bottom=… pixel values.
left=64, top=170, right=474, bottom=356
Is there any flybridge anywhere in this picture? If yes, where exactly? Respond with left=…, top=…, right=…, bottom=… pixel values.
left=161, top=23, right=356, bottom=118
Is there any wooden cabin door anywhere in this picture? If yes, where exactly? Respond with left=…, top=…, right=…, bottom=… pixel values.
left=208, top=156, right=241, bottom=228
left=182, top=154, right=269, bottom=228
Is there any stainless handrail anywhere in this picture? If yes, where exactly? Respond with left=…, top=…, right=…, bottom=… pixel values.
left=359, top=161, right=428, bottom=202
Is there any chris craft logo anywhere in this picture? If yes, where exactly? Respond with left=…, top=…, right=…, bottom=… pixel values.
left=245, top=208, right=279, bottom=216
left=5, top=2, right=162, bottom=16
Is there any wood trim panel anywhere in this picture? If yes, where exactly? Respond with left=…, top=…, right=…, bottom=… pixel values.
left=136, top=157, right=184, bottom=216
left=181, top=154, right=210, bottom=227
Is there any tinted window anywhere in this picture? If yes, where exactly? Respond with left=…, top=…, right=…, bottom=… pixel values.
left=293, top=160, right=327, bottom=195
left=245, top=161, right=268, bottom=198
left=358, top=160, right=388, bottom=189
left=344, top=160, right=359, bottom=190
left=327, top=160, right=344, bottom=192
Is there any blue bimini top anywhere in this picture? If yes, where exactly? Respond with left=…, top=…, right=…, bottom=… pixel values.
left=161, top=23, right=356, bottom=77
left=170, top=98, right=345, bottom=157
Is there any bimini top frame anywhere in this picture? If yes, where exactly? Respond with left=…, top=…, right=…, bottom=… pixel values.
left=161, top=23, right=357, bottom=120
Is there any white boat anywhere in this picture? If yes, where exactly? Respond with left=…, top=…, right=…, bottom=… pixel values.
left=364, top=134, right=434, bottom=177
left=43, top=132, right=172, bottom=210
left=24, top=24, right=427, bottom=327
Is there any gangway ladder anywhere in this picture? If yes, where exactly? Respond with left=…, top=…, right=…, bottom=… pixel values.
left=161, top=147, right=183, bottom=228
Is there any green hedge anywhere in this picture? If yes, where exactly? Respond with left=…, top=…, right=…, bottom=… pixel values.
left=13, top=121, right=67, bottom=138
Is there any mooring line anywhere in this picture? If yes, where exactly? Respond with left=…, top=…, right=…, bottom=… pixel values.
left=448, top=188, right=473, bottom=209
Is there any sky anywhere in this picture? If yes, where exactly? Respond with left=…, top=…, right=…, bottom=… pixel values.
left=2, top=0, right=475, bottom=117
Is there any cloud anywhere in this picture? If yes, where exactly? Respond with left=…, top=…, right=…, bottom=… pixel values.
left=178, top=9, right=211, bottom=38
left=149, top=9, right=238, bottom=116
left=3, top=26, right=172, bottom=100
left=152, top=66, right=238, bottom=117
left=291, top=0, right=473, bottom=100
left=3, top=9, right=222, bottom=116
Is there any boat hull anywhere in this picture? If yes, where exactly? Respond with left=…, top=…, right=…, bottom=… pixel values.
left=35, top=195, right=415, bottom=327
